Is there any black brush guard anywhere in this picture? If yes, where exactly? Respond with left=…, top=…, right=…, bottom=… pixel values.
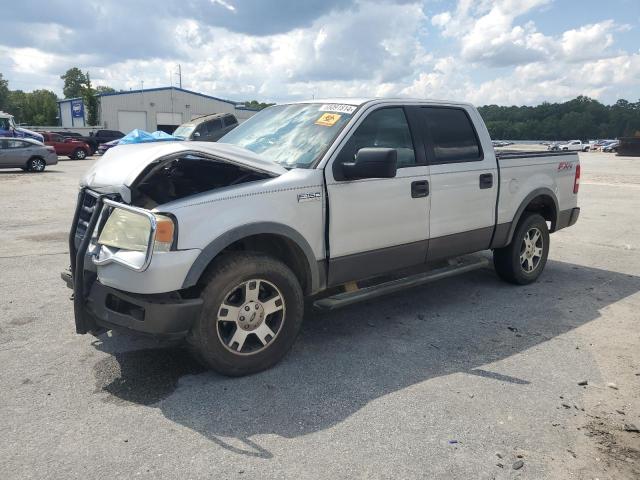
left=67, top=188, right=105, bottom=334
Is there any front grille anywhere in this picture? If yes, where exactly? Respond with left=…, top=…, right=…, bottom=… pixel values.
left=74, top=191, right=99, bottom=248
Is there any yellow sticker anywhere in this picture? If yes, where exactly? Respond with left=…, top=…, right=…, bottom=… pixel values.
left=315, top=113, right=341, bottom=127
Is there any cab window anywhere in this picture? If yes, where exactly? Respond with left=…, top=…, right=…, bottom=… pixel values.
left=336, top=107, right=416, bottom=168
left=420, top=107, right=482, bottom=163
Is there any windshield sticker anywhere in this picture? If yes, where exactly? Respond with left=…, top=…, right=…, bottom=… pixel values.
left=318, top=104, right=357, bottom=114
left=315, top=113, right=342, bottom=127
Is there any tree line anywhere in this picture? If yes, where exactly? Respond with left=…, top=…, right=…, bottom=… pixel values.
left=478, top=96, right=640, bottom=140
left=2, top=69, right=639, bottom=137
left=0, top=68, right=114, bottom=126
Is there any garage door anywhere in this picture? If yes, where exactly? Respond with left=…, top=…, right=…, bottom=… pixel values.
left=157, top=112, right=183, bottom=125
left=117, top=111, right=147, bottom=134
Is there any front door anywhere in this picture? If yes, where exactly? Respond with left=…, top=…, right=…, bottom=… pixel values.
left=326, top=106, right=430, bottom=286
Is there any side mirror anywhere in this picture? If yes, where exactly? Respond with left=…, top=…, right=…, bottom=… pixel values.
left=193, top=132, right=201, bottom=138
left=340, top=148, right=398, bottom=180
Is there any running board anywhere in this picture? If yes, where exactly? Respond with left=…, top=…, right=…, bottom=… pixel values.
left=313, top=256, right=490, bottom=311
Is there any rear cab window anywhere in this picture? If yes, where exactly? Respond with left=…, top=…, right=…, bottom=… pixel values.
left=419, top=107, right=483, bottom=163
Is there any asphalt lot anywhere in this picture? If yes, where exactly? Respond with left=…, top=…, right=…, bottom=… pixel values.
left=1, top=152, right=639, bottom=479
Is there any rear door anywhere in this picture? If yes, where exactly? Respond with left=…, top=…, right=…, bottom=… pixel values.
left=0, top=139, right=9, bottom=166
left=51, top=133, right=69, bottom=154
left=326, top=105, right=430, bottom=285
left=414, top=106, right=498, bottom=261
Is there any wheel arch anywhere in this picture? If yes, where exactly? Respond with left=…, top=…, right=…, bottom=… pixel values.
left=182, top=222, right=321, bottom=295
left=505, top=188, right=559, bottom=245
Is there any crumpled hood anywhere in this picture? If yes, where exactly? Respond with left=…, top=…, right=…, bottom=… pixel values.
left=80, top=141, right=287, bottom=196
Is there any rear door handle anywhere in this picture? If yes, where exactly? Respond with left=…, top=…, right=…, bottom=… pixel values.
left=411, top=180, right=429, bottom=198
left=479, top=173, right=493, bottom=189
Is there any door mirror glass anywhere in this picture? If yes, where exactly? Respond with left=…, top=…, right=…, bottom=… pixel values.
left=341, top=148, right=397, bottom=180
left=193, top=131, right=200, bottom=138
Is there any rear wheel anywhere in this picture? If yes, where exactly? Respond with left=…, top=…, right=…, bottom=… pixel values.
left=73, top=148, right=87, bottom=160
left=27, top=157, right=46, bottom=172
left=493, top=213, right=549, bottom=285
left=187, top=252, right=304, bottom=376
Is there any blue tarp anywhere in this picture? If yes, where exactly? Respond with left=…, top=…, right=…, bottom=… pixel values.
left=118, top=129, right=181, bottom=144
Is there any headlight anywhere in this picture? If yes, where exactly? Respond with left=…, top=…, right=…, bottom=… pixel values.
left=98, top=207, right=175, bottom=253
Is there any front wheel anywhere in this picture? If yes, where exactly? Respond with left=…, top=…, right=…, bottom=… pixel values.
left=187, top=252, right=304, bottom=376
left=493, top=213, right=550, bottom=285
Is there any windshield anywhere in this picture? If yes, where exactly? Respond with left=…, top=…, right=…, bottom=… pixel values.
left=219, top=103, right=357, bottom=168
left=173, top=124, right=196, bottom=139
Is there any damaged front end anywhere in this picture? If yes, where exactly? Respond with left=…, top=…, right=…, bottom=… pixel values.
left=64, top=142, right=286, bottom=336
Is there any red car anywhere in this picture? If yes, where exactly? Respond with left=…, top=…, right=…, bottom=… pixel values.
left=40, top=132, right=91, bottom=159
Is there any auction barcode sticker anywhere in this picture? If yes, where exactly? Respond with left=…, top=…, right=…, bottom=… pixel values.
left=318, top=104, right=357, bottom=114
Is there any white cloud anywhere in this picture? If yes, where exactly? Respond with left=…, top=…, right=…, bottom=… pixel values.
left=0, top=0, right=638, bottom=106
left=560, top=20, right=615, bottom=61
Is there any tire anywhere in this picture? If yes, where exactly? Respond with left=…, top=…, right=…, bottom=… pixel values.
left=493, top=213, right=549, bottom=285
left=187, top=252, right=304, bottom=376
left=27, top=157, right=46, bottom=172
left=73, top=148, right=87, bottom=160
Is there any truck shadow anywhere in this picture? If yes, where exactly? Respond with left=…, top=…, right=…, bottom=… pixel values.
left=92, top=260, right=640, bottom=458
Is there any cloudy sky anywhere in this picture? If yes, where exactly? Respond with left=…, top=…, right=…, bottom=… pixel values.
left=1, top=0, right=639, bottom=105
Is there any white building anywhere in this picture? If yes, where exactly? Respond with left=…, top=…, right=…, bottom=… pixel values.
left=57, top=86, right=258, bottom=133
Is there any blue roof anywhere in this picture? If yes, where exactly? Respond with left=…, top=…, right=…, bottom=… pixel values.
left=57, top=86, right=259, bottom=111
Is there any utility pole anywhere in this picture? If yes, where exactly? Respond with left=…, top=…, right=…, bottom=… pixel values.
left=177, top=64, right=182, bottom=89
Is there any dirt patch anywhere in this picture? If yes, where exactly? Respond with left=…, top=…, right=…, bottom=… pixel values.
left=9, top=316, right=37, bottom=326
left=20, top=231, right=69, bottom=243
left=585, top=418, right=640, bottom=478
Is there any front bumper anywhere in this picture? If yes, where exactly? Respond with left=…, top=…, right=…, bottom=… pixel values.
left=62, top=271, right=202, bottom=338
left=64, top=187, right=202, bottom=337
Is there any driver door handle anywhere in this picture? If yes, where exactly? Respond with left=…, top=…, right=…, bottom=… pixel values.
left=411, top=180, right=429, bottom=198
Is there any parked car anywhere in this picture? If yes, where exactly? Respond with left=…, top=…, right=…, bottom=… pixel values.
left=603, top=140, right=619, bottom=152
left=0, top=111, right=44, bottom=143
left=172, top=113, right=238, bottom=141
left=0, top=137, right=57, bottom=172
left=549, top=140, right=588, bottom=152
left=76, top=129, right=125, bottom=154
left=97, top=139, right=120, bottom=155
left=63, top=98, right=580, bottom=376
left=41, top=132, right=91, bottom=159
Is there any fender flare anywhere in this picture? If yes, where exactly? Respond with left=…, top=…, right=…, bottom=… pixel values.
left=505, top=187, right=559, bottom=244
left=181, top=222, right=321, bottom=292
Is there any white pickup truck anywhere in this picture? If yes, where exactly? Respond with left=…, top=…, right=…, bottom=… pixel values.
left=63, top=98, right=580, bottom=376
left=549, top=140, right=589, bottom=152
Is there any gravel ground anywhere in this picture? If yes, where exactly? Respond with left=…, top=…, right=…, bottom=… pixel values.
left=0, top=152, right=639, bottom=479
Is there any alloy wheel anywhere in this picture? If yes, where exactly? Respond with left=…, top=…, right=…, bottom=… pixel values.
left=216, top=279, right=285, bottom=355
left=31, top=158, right=45, bottom=171
left=520, top=227, right=543, bottom=273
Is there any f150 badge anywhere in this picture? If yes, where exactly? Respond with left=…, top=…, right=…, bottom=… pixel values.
left=297, top=192, right=321, bottom=202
